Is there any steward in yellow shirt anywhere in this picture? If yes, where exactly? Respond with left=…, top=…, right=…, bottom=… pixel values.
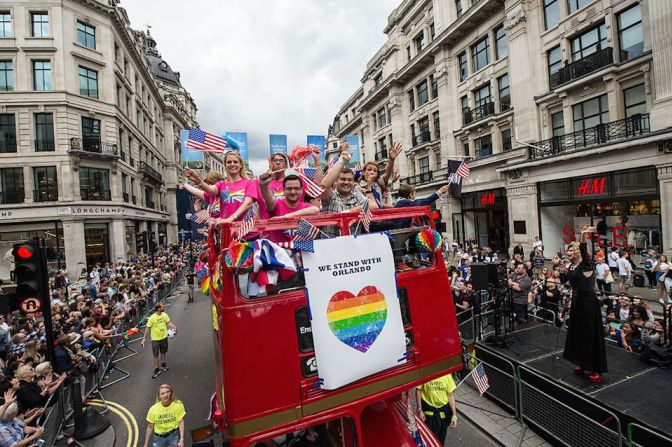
left=143, top=384, right=186, bottom=447
left=415, top=374, right=458, bottom=443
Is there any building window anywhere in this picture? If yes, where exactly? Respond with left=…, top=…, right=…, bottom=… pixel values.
left=456, top=0, right=463, bottom=18
left=34, top=113, right=54, bottom=151
left=547, top=46, right=562, bottom=88
left=551, top=111, right=565, bottom=136
left=475, top=135, right=493, bottom=158
left=0, top=61, right=12, bottom=91
left=408, top=90, right=415, bottom=112
left=78, top=66, right=98, bottom=98
left=544, top=0, right=560, bottom=29
left=623, top=84, right=647, bottom=118
left=474, top=83, right=491, bottom=108
left=80, top=167, right=110, bottom=200
left=435, top=152, right=442, bottom=168
left=0, top=168, right=24, bottom=204
left=377, top=107, right=387, bottom=128
left=30, top=12, right=49, bottom=37
left=77, top=20, right=96, bottom=49
left=573, top=94, right=608, bottom=131
left=430, top=22, right=435, bottom=41
left=618, top=4, right=643, bottom=62
left=568, top=0, right=591, bottom=15
left=502, top=129, right=512, bottom=151
left=433, top=111, right=440, bottom=140
left=414, top=32, right=425, bottom=53
left=417, top=80, right=429, bottom=105
left=418, top=116, right=430, bottom=138
left=571, top=24, right=607, bottom=61
left=431, top=74, right=438, bottom=99
left=81, top=117, right=101, bottom=151
left=461, top=95, right=469, bottom=113
left=418, top=156, right=430, bottom=174
left=33, top=60, right=52, bottom=91
left=458, top=52, right=468, bottom=81
left=498, top=74, right=510, bottom=111
left=0, top=11, right=11, bottom=37
left=495, top=25, right=507, bottom=59
left=471, top=37, right=490, bottom=72
left=33, top=166, right=57, bottom=201
left=0, top=114, right=16, bottom=153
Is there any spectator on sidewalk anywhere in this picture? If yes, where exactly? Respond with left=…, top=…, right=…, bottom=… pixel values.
left=143, top=384, right=186, bottom=447
left=141, top=304, right=177, bottom=379
left=617, top=251, right=632, bottom=293
left=415, top=374, right=458, bottom=444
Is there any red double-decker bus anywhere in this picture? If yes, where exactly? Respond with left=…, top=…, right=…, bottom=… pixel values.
left=201, top=207, right=462, bottom=447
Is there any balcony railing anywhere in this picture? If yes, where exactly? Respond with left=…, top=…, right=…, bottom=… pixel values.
left=401, top=171, right=434, bottom=186
left=70, top=138, right=119, bottom=157
left=0, top=190, right=24, bottom=204
left=34, top=139, right=55, bottom=152
left=411, top=131, right=432, bottom=147
left=81, top=189, right=111, bottom=201
left=0, top=141, right=17, bottom=153
left=528, top=114, right=650, bottom=159
left=141, top=161, right=163, bottom=184
left=122, top=192, right=129, bottom=203
left=463, top=102, right=495, bottom=125
left=375, top=149, right=388, bottom=161
left=556, top=47, right=613, bottom=87
left=33, top=189, right=58, bottom=202
left=146, top=200, right=155, bottom=209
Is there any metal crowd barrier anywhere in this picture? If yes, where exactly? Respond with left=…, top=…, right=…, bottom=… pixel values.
left=627, top=422, right=672, bottom=447
left=465, top=349, right=518, bottom=416
left=36, top=269, right=185, bottom=446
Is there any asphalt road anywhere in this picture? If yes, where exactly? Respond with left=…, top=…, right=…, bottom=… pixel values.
left=97, top=285, right=215, bottom=447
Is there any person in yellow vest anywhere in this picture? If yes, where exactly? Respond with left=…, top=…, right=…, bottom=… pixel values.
left=141, top=303, right=177, bottom=379
left=415, top=374, right=458, bottom=443
left=143, top=384, right=186, bottom=447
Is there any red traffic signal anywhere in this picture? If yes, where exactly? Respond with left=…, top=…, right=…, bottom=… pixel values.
left=15, top=245, right=35, bottom=260
left=431, top=210, right=442, bottom=221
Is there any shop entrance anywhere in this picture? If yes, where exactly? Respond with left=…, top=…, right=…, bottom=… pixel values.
left=84, top=223, right=110, bottom=268
left=461, top=189, right=509, bottom=255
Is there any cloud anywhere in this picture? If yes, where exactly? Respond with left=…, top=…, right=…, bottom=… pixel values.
left=120, top=0, right=399, bottom=174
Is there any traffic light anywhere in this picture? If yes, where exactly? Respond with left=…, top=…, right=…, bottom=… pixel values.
left=136, top=232, right=148, bottom=253
left=12, top=239, right=48, bottom=312
left=431, top=209, right=447, bottom=233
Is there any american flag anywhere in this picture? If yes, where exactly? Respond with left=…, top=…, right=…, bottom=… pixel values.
left=294, top=240, right=314, bottom=253
left=359, top=200, right=372, bottom=232
left=292, top=218, right=321, bottom=242
left=237, top=212, right=255, bottom=239
left=472, top=362, right=490, bottom=395
left=328, top=155, right=340, bottom=168
left=456, top=160, right=470, bottom=180
left=193, top=210, right=210, bottom=224
left=295, top=167, right=325, bottom=198
left=186, top=128, right=229, bottom=153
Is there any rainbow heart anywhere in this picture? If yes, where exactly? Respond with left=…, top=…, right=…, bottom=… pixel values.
left=327, top=286, right=388, bottom=353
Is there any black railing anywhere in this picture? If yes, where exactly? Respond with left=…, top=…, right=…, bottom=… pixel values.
left=34, top=139, right=55, bottom=152
left=463, top=102, right=495, bottom=125
left=33, top=189, right=58, bottom=202
left=141, top=161, right=163, bottom=183
left=122, top=192, right=129, bottom=203
left=132, top=195, right=137, bottom=204
left=401, top=171, right=434, bottom=186
left=0, top=141, right=17, bottom=153
left=81, top=189, right=111, bottom=200
left=411, top=131, right=432, bottom=147
left=556, top=47, right=613, bottom=87
left=375, top=149, right=388, bottom=161
left=147, top=200, right=155, bottom=209
left=528, top=114, right=650, bottom=159
left=69, top=138, right=119, bottom=157
left=0, top=190, right=24, bottom=204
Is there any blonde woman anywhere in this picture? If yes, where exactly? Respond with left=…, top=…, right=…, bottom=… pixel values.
left=143, top=384, right=186, bottom=447
left=22, top=340, right=43, bottom=364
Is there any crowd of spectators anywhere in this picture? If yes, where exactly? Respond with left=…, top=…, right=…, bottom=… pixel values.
left=0, top=243, right=191, bottom=446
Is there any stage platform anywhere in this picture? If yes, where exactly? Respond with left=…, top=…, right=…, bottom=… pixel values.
left=473, top=323, right=672, bottom=446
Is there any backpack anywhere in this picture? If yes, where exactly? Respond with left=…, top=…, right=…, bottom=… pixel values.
left=639, top=344, right=672, bottom=368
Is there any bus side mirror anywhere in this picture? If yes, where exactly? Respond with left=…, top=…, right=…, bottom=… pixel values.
left=191, top=424, right=215, bottom=447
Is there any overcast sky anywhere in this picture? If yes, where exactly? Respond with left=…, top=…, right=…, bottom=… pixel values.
left=121, top=0, right=400, bottom=174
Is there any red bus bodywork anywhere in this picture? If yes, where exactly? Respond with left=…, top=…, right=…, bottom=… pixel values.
left=207, top=207, right=462, bottom=446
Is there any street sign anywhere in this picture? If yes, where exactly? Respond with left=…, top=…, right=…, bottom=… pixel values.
left=20, top=297, right=41, bottom=313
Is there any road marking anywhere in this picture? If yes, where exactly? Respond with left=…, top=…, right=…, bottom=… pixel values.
left=88, top=399, right=139, bottom=447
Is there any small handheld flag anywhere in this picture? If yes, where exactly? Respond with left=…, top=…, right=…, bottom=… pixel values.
left=360, top=200, right=372, bottom=232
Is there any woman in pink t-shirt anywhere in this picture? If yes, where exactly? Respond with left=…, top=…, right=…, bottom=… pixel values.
left=186, top=151, right=257, bottom=222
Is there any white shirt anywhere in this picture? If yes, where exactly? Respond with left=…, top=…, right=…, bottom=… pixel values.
left=595, top=263, right=610, bottom=280
left=617, top=257, right=631, bottom=276
left=533, top=240, right=543, bottom=250
left=653, top=261, right=670, bottom=274
left=608, top=251, right=619, bottom=268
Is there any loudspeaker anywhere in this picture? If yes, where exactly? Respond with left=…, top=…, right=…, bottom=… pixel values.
left=471, top=262, right=498, bottom=290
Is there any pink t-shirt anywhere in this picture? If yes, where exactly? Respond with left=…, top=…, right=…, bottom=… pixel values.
left=268, top=179, right=286, bottom=201
left=269, top=200, right=314, bottom=243
left=205, top=178, right=258, bottom=220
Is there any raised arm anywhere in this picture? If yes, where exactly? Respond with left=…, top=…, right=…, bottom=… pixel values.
left=178, top=182, right=205, bottom=200
left=185, top=167, right=218, bottom=196
left=380, top=142, right=403, bottom=185
left=258, top=170, right=277, bottom=213
left=320, top=150, right=351, bottom=199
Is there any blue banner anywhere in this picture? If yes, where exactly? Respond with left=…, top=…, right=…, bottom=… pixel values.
left=180, top=130, right=204, bottom=169
left=224, top=132, right=249, bottom=161
left=269, top=134, right=288, bottom=155
left=307, top=135, right=326, bottom=161
left=344, top=135, right=361, bottom=163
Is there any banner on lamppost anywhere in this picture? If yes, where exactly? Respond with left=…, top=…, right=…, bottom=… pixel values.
left=307, top=135, right=326, bottom=161
left=224, top=132, right=248, bottom=161
left=344, top=135, right=361, bottom=163
left=269, top=134, right=288, bottom=155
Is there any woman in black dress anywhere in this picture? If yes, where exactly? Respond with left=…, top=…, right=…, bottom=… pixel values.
left=563, top=226, right=608, bottom=382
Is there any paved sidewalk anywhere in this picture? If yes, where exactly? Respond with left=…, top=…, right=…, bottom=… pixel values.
left=454, top=382, right=551, bottom=447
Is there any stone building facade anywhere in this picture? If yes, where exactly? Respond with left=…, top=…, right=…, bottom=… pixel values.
left=0, top=0, right=204, bottom=279
left=331, top=0, right=672, bottom=257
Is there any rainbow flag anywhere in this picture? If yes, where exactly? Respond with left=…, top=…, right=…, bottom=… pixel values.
left=327, top=286, right=387, bottom=353
left=201, top=275, right=211, bottom=296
